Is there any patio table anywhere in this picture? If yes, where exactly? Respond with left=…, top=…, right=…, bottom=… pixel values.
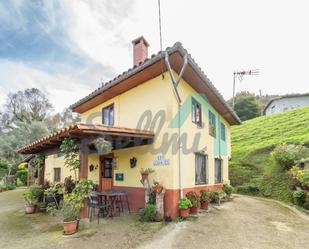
left=94, top=191, right=125, bottom=218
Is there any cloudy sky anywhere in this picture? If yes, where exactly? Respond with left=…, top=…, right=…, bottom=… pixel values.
left=0, top=0, right=308, bottom=112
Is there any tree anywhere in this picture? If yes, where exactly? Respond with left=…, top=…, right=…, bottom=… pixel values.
left=228, top=92, right=261, bottom=121
left=0, top=88, right=53, bottom=131
left=0, top=87, right=82, bottom=172
left=0, top=121, right=49, bottom=166
left=44, top=108, right=80, bottom=132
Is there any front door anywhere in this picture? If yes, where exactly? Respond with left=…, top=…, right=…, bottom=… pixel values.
left=100, top=156, right=113, bottom=191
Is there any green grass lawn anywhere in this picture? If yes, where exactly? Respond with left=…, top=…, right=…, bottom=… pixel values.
left=230, top=106, right=309, bottom=202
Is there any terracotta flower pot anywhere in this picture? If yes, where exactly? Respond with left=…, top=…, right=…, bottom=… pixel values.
left=201, top=202, right=209, bottom=209
left=63, top=220, right=78, bottom=235
left=141, top=173, right=149, bottom=180
left=179, top=208, right=190, bottom=218
left=190, top=206, right=198, bottom=215
left=25, top=204, right=36, bottom=214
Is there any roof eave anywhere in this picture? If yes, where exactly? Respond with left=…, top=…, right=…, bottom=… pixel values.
left=70, top=42, right=241, bottom=125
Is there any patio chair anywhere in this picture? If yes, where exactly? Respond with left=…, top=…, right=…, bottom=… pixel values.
left=88, top=192, right=109, bottom=224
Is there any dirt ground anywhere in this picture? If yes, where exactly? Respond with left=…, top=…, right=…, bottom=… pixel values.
left=0, top=188, right=165, bottom=249
left=1, top=189, right=309, bottom=249
left=138, top=195, right=309, bottom=249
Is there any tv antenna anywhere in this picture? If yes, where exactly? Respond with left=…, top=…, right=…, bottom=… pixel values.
left=232, top=69, right=259, bottom=109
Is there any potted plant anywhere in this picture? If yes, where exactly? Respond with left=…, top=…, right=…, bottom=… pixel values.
left=178, top=197, right=192, bottom=218
left=223, top=184, right=234, bottom=200
left=186, top=191, right=199, bottom=214
left=48, top=179, right=93, bottom=235
left=211, top=190, right=224, bottom=205
left=61, top=195, right=81, bottom=235
left=140, top=168, right=155, bottom=180
left=23, top=184, right=42, bottom=214
left=200, top=190, right=211, bottom=209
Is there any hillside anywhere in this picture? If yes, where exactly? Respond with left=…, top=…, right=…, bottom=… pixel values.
left=230, top=106, right=309, bottom=202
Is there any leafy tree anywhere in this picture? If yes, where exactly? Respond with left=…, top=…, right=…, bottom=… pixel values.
left=228, top=92, right=261, bottom=121
left=0, top=121, right=49, bottom=166
left=44, top=108, right=80, bottom=132
left=0, top=88, right=53, bottom=131
left=0, top=88, right=80, bottom=167
left=0, top=158, right=11, bottom=180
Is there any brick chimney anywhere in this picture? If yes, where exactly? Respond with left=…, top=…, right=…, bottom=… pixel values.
left=132, top=36, right=149, bottom=66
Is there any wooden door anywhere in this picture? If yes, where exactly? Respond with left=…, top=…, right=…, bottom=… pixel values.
left=100, top=156, right=113, bottom=191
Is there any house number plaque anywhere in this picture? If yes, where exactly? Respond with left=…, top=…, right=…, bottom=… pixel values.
left=153, top=154, right=170, bottom=166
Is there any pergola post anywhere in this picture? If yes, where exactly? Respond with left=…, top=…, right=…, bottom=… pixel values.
left=79, top=138, right=89, bottom=219
left=38, top=160, right=45, bottom=186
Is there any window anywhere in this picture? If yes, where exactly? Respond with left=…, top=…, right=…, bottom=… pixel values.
left=220, top=122, right=226, bottom=141
left=209, top=111, right=216, bottom=137
left=195, top=153, right=207, bottom=185
left=102, top=104, right=114, bottom=126
left=192, top=98, right=202, bottom=126
left=54, top=168, right=61, bottom=182
left=103, top=158, right=113, bottom=178
left=214, top=159, right=223, bottom=184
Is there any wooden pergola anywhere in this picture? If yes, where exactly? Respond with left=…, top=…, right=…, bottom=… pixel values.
left=17, top=123, right=155, bottom=218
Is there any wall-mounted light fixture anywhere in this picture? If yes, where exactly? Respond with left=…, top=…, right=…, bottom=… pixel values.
left=130, top=157, right=137, bottom=168
left=89, top=164, right=98, bottom=172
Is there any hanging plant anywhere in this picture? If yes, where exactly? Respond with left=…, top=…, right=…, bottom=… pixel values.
left=94, top=137, right=112, bottom=154
left=30, top=154, right=45, bottom=170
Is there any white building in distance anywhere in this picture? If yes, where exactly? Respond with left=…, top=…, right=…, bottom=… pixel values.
left=264, top=94, right=309, bottom=116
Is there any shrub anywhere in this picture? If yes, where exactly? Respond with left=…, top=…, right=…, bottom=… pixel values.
left=223, top=184, right=234, bottom=198
left=236, top=184, right=259, bottom=194
left=200, top=190, right=211, bottom=203
left=16, top=169, right=28, bottom=186
left=272, top=144, right=309, bottom=170
left=303, top=195, right=309, bottom=210
left=292, top=189, right=306, bottom=206
left=142, top=203, right=156, bottom=222
left=185, top=191, right=199, bottom=208
left=289, top=166, right=309, bottom=189
left=178, top=197, right=192, bottom=209
left=3, top=182, right=16, bottom=190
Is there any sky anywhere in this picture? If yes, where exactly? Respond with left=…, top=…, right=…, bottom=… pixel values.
left=0, top=0, right=308, bottom=112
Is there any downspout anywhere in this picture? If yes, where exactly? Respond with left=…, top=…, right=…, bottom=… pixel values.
left=217, top=115, right=221, bottom=159
left=164, top=51, right=188, bottom=198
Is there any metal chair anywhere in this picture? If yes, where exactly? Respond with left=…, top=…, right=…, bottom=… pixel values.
left=88, top=192, right=109, bottom=223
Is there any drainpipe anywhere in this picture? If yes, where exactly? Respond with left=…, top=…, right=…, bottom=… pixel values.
left=164, top=51, right=188, bottom=198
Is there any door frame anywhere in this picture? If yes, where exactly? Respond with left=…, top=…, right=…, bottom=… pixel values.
left=99, top=153, right=114, bottom=191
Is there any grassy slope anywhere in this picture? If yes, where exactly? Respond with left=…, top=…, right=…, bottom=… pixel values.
left=230, top=106, right=309, bottom=202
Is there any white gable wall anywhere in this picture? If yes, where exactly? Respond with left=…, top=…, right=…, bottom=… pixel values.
left=265, top=96, right=309, bottom=115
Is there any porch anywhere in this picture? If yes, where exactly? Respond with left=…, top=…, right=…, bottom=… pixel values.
left=17, top=123, right=155, bottom=217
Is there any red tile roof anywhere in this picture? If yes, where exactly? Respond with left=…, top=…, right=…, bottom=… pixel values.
left=17, top=123, right=154, bottom=154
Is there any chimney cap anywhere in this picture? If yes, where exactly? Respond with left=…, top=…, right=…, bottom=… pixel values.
left=132, top=36, right=149, bottom=47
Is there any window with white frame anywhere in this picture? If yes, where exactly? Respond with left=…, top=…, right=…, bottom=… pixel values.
left=192, top=98, right=202, bottom=126
left=214, top=159, right=223, bottom=184
left=209, top=111, right=216, bottom=137
left=195, top=153, right=207, bottom=185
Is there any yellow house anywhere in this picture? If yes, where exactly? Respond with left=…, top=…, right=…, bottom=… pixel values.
left=17, top=36, right=240, bottom=219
